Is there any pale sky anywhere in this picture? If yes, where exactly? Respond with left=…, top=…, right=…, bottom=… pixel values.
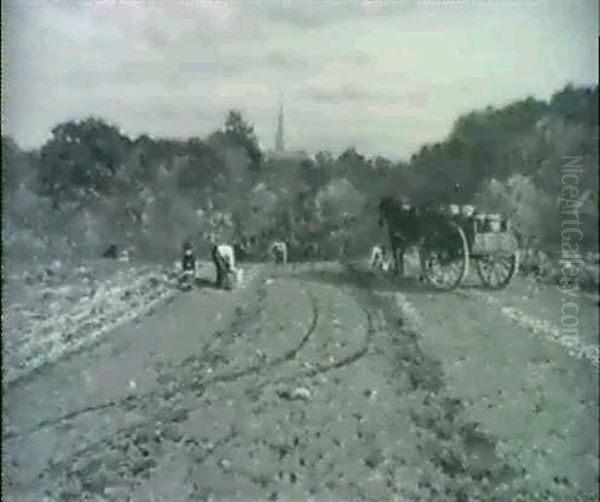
left=2, top=0, right=598, bottom=160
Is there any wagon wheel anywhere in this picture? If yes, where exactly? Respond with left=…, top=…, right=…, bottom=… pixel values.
left=475, top=251, right=519, bottom=290
left=419, top=223, right=469, bottom=291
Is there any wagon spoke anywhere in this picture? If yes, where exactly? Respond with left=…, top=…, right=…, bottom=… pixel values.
left=450, top=260, right=463, bottom=273
left=498, top=258, right=512, bottom=273
left=492, top=263, right=502, bottom=285
left=493, top=257, right=511, bottom=283
left=491, top=263, right=502, bottom=286
left=420, top=224, right=469, bottom=291
left=476, top=252, right=517, bottom=290
left=449, top=264, right=461, bottom=282
left=440, top=267, right=452, bottom=285
left=430, top=257, right=460, bottom=286
left=498, top=259, right=510, bottom=273
left=442, top=264, right=458, bottom=285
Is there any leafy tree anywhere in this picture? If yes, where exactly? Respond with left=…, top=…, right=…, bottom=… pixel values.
left=550, top=84, right=598, bottom=127
left=224, top=110, right=263, bottom=171
left=315, top=178, right=365, bottom=226
left=236, top=182, right=279, bottom=240
left=176, top=138, right=219, bottom=195
left=38, top=117, right=132, bottom=204
left=2, top=135, right=25, bottom=192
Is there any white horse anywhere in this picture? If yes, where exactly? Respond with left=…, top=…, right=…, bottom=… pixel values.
left=270, top=241, right=288, bottom=265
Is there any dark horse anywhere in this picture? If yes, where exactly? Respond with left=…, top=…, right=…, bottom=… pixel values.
left=378, top=196, right=418, bottom=277
left=378, top=196, right=462, bottom=278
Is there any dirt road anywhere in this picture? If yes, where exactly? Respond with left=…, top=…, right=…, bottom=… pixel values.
left=3, top=262, right=598, bottom=501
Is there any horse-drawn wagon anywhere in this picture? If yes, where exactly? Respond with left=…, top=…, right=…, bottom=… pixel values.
left=378, top=198, right=519, bottom=291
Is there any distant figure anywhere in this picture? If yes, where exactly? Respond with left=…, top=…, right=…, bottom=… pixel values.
left=181, top=242, right=196, bottom=275
left=270, top=240, right=288, bottom=265
left=339, top=236, right=351, bottom=261
left=304, top=243, right=319, bottom=261
left=102, top=244, right=118, bottom=259
left=532, top=249, right=552, bottom=280
left=212, top=243, right=236, bottom=289
left=382, top=257, right=392, bottom=273
left=370, top=245, right=388, bottom=271
left=179, top=242, right=196, bottom=290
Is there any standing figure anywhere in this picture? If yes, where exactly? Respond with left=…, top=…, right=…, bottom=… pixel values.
left=303, top=242, right=319, bottom=269
left=102, top=244, right=118, bottom=259
left=270, top=240, right=288, bottom=265
left=179, top=242, right=196, bottom=290
left=339, top=236, right=350, bottom=261
left=370, top=244, right=386, bottom=270
left=212, top=243, right=236, bottom=290
left=304, top=243, right=319, bottom=261
left=370, top=244, right=394, bottom=273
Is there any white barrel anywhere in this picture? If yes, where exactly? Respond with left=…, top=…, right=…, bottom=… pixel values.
left=488, top=214, right=502, bottom=232
left=462, top=205, right=475, bottom=217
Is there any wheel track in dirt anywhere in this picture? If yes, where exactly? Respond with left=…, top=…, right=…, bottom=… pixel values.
left=285, top=266, right=536, bottom=499
left=5, top=282, right=320, bottom=443
left=254, top=268, right=384, bottom=398
left=60, top=310, right=372, bottom=501
left=19, top=279, right=330, bottom=491
left=9, top=273, right=378, bottom=501
left=254, top=304, right=376, bottom=392
left=182, top=283, right=378, bottom=501
left=2, top=284, right=254, bottom=438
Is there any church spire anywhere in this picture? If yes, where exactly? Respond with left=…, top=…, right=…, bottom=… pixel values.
left=275, top=101, right=285, bottom=153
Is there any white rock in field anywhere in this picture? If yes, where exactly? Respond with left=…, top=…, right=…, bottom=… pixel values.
left=291, top=387, right=311, bottom=401
left=104, top=487, right=129, bottom=499
left=128, top=380, right=137, bottom=390
left=275, top=385, right=311, bottom=402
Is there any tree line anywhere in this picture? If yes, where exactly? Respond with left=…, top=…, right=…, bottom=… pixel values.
left=2, top=84, right=598, bottom=264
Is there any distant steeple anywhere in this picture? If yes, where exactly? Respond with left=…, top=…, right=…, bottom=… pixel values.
left=275, top=102, right=285, bottom=153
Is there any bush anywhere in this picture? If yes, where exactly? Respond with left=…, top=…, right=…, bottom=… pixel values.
left=474, top=174, right=553, bottom=246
